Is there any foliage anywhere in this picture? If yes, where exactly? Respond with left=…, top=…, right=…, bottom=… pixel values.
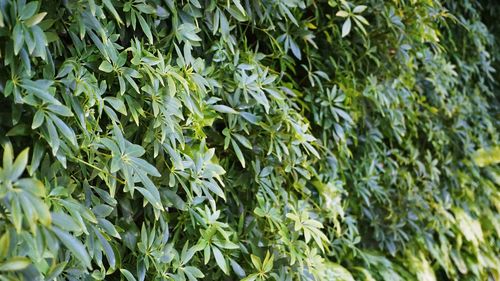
left=0, top=0, right=499, bottom=280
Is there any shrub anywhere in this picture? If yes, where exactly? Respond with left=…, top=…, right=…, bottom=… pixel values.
left=0, top=0, right=498, bottom=280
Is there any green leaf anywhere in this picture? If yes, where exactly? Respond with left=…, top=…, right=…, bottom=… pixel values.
left=231, top=139, right=245, bottom=168
left=233, top=134, right=252, bottom=149
left=240, top=112, right=259, bottom=124
left=342, top=18, right=351, bottom=38
left=3, top=142, right=14, bottom=169
left=16, top=178, right=45, bottom=196
left=6, top=124, right=30, bottom=136
left=230, top=259, right=246, bottom=277
left=45, top=262, right=67, bottom=281
left=94, top=228, right=116, bottom=268
left=241, top=274, right=258, bottom=281
left=163, top=190, right=187, bottom=210
left=353, top=5, right=367, bottom=13
left=0, top=233, right=10, bottom=259
left=102, top=0, right=123, bottom=25
left=213, top=104, right=239, bottom=114
left=262, top=251, right=274, bottom=272
left=98, top=218, right=121, bottom=238
left=290, top=38, right=301, bottom=60
left=136, top=186, right=163, bottom=210
left=105, top=97, right=127, bottom=115
left=19, top=2, right=38, bottom=20
left=10, top=148, right=29, bottom=181
left=92, top=204, right=114, bottom=217
left=203, top=180, right=225, bottom=200
left=473, top=147, right=500, bottom=167
left=47, top=104, right=73, bottom=117
left=184, top=266, right=205, bottom=280
left=336, top=10, right=349, bottom=18
left=212, top=246, right=228, bottom=275
left=13, top=23, right=24, bottom=55
left=11, top=198, right=22, bottom=232
left=232, top=0, right=246, bottom=15
left=323, top=262, right=355, bottom=281
left=32, top=109, right=45, bottom=129
left=0, top=257, right=31, bottom=271
left=137, top=14, right=153, bottom=44
left=51, top=212, right=81, bottom=232
left=25, top=12, right=47, bottom=27
left=48, top=114, right=77, bottom=147
left=250, top=254, right=261, bottom=269
left=29, top=195, right=51, bottom=226
left=20, top=79, right=58, bottom=104
left=99, top=61, right=114, bottom=73
left=121, top=269, right=137, bottom=281
left=130, top=157, right=160, bottom=177
left=28, top=141, right=44, bottom=176
left=51, top=226, right=92, bottom=269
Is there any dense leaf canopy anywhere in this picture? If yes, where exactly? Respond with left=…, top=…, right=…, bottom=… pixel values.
left=0, top=0, right=499, bottom=280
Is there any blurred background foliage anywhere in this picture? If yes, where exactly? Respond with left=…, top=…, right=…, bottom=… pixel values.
left=0, top=0, right=498, bottom=280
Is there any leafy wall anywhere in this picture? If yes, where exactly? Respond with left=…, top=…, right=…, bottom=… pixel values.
left=0, top=0, right=498, bottom=280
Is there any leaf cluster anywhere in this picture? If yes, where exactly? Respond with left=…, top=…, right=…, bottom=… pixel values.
left=0, top=0, right=498, bottom=280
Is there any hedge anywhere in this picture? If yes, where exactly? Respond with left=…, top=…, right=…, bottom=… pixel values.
left=0, top=0, right=499, bottom=280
